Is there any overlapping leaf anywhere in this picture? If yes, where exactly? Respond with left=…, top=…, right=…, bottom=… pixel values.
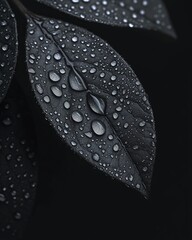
left=26, top=16, right=156, bottom=197
left=35, top=0, right=175, bottom=37
left=0, top=0, right=18, bottom=103
left=0, top=88, right=38, bottom=239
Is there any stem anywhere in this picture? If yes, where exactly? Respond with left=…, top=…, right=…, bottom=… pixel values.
left=11, top=0, right=32, bottom=17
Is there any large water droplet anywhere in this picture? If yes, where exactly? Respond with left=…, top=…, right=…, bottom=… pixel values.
left=71, top=111, right=83, bottom=123
left=91, top=120, right=106, bottom=136
left=49, top=71, right=61, bottom=82
left=51, top=86, right=62, bottom=97
left=69, top=70, right=87, bottom=91
left=87, top=93, right=106, bottom=115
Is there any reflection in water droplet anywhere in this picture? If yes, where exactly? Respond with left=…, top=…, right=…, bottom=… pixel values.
left=51, top=86, right=62, bottom=97
left=49, top=71, right=61, bottom=82
left=69, top=70, right=87, bottom=91
left=71, top=111, right=83, bottom=123
left=92, top=153, right=100, bottom=161
left=87, top=93, right=106, bottom=115
left=91, top=120, right=106, bottom=136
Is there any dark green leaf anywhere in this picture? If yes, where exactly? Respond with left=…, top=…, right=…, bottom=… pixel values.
left=26, top=16, right=156, bottom=197
left=0, top=0, right=18, bottom=103
left=35, top=0, right=175, bottom=37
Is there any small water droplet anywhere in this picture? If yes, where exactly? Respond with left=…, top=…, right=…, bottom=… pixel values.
left=113, top=144, right=119, bottom=152
left=14, top=212, right=21, bottom=220
left=54, top=52, right=62, bottom=61
left=91, top=120, right=106, bottom=136
left=71, top=111, right=83, bottom=123
left=43, top=95, right=50, bottom=103
left=2, top=117, right=12, bottom=126
left=63, top=101, right=71, bottom=109
left=35, top=84, right=43, bottom=94
left=139, top=121, right=146, bottom=127
left=0, top=193, right=5, bottom=202
left=92, top=153, right=100, bottom=161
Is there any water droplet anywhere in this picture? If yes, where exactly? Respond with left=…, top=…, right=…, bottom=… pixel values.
left=51, top=86, right=62, bottom=97
left=0, top=193, right=5, bottom=202
left=54, top=52, right=62, bottom=61
left=35, top=84, right=43, bottom=94
left=113, top=144, right=119, bottom=152
left=124, top=123, right=129, bottom=128
left=87, top=93, right=106, bottom=115
left=2, top=117, right=12, bottom=126
left=63, top=101, right=71, bottom=109
left=111, top=60, right=117, bottom=67
left=92, top=153, right=100, bottom=161
left=69, top=70, right=87, bottom=91
left=139, top=121, right=146, bottom=127
left=133, top=145, right=139, bottom=150
left=72, top=36, right=78, bottom=42
left=108, top=134, right=114, bottom=140
left=71, top=111, right=83, bottom=123
left=43, top=95, right=50, bottom=103
left=14, top=212, right=21, bottom=220
left=91, top=120, right=106, bottom=136
left=49, top=71, right=61, bottom=82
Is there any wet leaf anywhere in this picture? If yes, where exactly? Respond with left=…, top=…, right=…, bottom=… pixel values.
left=35, top=0, right=175, bottom=37
left=0, top=87, right=38, bottom=239
left=26, top=16, right=156, bottom=197
left=0, top=0, right=18, bottom=103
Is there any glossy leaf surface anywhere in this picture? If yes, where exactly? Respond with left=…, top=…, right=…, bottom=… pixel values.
left=26, top=16, right=156, bottom=197
left=36, top=0, right=175, bottom=37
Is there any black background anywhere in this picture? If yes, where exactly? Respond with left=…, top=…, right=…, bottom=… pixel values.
left=7, top=0, right=190, bottom=239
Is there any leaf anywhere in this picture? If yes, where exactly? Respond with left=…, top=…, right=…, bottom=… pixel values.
left=0, top=86, right=38, bottom=239
left=0, top=0, right=18, bottom=103
left=26, top=16, right=156, bottom=197
left=35, top=0, right=175, bottom=37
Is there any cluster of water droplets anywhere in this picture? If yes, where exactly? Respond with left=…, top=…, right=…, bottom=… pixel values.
left=37, top=0, right=174, bottom=36
left=0, top=0, right=18, bottom=102
left=26, top=17, right=156, bottom=193
left=0, top=100, right=37, bottom=236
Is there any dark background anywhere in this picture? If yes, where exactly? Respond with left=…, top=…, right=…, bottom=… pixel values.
left=8, top=0, right=190, bottom=239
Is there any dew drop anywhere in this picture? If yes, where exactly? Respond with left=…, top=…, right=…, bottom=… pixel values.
left=87, top=93, right=106, bottom=115
left=0, top=193, right=5, bottom=202
left=91, top=120, right=106, bottom=136
left=71, top=111, right=83, bottom=123
left=49, top=71, right=61, bottom=82
left=35, top=84, right=43, bottom=94
left=139, top=121, right=146, bottom=127
left=51, top=86, right=62, bottom=97
left=63, top=101, right=71, bottom=109
left=43, top=95, right=50, bottom=103
left=53, top=52, right=62, bottom=61
left=113, top=144, right=119, bottom=152
left=69, top=70, right=87, bottom=91
left=92, top=153, right=100, bottom=161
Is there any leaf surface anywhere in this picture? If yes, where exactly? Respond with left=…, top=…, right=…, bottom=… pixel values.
left=36, top=0, right=175, bottom=37
left=0, top=87, right=38, bottom=239
left=26, top=16, right=156, bottom=197
left=0, top=0, right=18, bottom=103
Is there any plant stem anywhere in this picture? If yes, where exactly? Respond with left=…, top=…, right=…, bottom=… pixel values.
left=11, top=0, right=32, bottom=17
